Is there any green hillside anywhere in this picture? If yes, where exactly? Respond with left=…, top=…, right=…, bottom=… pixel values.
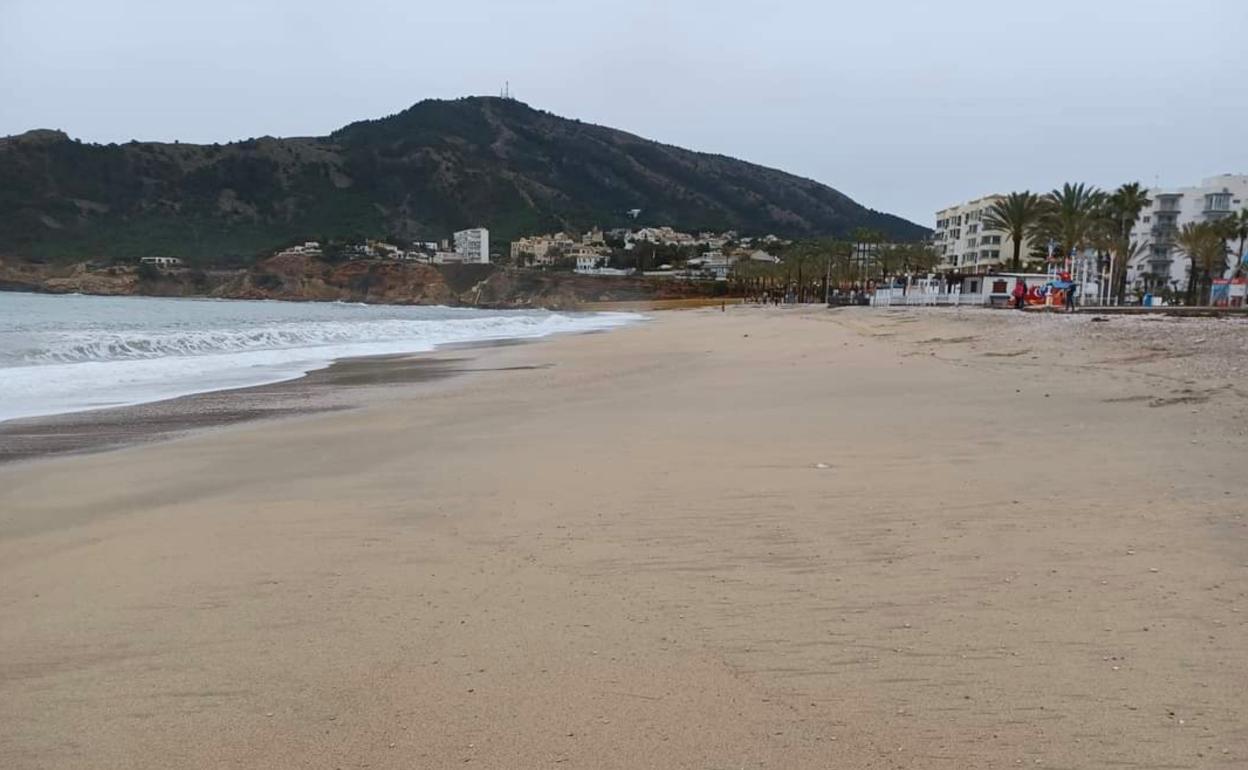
left=0, top=98, right=927, bottom=264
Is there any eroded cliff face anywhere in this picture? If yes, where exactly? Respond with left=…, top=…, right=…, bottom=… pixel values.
left=0, top=256, right=713, bottom=308
left=234, top=253, right=458, bottom=304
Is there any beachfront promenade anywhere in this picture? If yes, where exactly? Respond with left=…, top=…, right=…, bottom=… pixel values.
left=1, top=307, right=1244, bottom=769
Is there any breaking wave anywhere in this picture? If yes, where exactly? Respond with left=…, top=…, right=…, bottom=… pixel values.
left=0, top=294, right=642, bottom=422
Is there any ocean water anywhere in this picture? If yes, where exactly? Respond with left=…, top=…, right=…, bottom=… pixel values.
left=0, top=293, right=641, bottom=423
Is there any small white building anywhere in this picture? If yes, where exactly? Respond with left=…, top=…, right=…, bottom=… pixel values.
left=574, top=251, right=605, bottom=273
left=686, top=251, right=735, bottom=280
left=453, top=228, right=490, bottom=264
left=140, top=256, right=183, bottom=267
left=573, top=246, right=622, bottom=274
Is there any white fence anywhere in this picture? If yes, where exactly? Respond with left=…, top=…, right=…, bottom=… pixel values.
left=871, top=287, right=986, bottom=307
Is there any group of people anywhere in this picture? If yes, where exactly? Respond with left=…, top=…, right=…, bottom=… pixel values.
left=1012, top=273, right=1078, bottom=312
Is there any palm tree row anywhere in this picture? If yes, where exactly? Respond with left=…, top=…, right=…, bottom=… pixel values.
left=983, top=182, right=1149, bottom=300
left=1175, top=221, right=1232, bottom=304
left=983, top=181, right=1248, bottom=304
left=730, top=238, right=940, bottom=302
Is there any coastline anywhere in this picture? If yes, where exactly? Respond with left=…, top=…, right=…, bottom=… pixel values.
left=2, top=306, right=1245, bottom=768
left=0, top=293, right=645, bottom=457
left=0, top=352, right=452, bottom=465
left=0, top=334, right=584, bottom=466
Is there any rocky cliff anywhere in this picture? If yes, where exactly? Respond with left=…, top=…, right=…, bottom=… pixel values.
left=0, top=256, right=716, bottom=309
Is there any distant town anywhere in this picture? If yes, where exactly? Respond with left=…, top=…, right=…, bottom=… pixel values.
left=132, top=171, right=1247, bottom=309
left=255, top=225, right=792, bottom=283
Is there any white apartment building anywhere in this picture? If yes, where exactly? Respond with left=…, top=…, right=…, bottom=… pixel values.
left=932, top=195, right=1019, bottom=273
left=452, top=227, right=490, bottom=264
left=1127, top=174, right=1248, bottom=292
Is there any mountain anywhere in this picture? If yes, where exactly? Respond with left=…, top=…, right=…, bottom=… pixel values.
left=0, top=97, right=927, bottom=263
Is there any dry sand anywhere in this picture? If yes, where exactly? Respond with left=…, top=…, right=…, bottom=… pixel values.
left=1, top=306, right=1245, bottom=769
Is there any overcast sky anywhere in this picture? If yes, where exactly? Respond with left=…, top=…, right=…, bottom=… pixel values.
left=2, top=0, right=1244, bottom=225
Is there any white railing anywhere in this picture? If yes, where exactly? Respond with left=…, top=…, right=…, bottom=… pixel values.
left=871, top=288, right=987, bottom=307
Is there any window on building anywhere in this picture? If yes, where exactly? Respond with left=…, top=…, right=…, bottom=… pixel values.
left=1206, top=192, right=1231, bottom=212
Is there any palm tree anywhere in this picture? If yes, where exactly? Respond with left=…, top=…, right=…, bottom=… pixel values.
left=1103, top=183, right=1152, bottom=301
left=983, top=191, right=1044, bottom=271
left=824, top=240, right=856, bottom=286
left=1223, top=209, right=1248, bottom=275
left=1175, top=221, right=1229, bottom=304
left=874, top=243, right=904, bottom=280
left=1041, top=183, right=1107, bottom=258
left=849, top=228, right=883, bottom=283
left=782, top=242, right=819, bottom=302
left=901, top=242, right=940, bottom=275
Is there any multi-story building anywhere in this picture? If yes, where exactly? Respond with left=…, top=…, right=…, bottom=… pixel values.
left=452, top=227, right=490, bottom=264
left=1128, top=174, right=1248, bottom=292
left=511, top=232, right=577, bottom=266
left=932, top=195, right=1018, bottom=273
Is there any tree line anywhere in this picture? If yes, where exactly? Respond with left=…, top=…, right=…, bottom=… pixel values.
left=730, top=233, right=941, bottom=303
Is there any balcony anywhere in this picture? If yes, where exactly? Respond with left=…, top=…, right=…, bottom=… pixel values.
left=1156, top=195, right=1182, bottom=213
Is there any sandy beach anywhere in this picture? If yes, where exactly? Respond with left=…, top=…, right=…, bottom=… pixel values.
left=2, top=306, right=1246, bottom=769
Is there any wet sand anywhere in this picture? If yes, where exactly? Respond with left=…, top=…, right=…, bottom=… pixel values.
left=0, top=341, right=540, bottom=464
left=1, top=306, right=1245, bottom=768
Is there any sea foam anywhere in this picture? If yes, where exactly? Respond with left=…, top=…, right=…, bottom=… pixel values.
left=0, top=294, right=641, bottom=422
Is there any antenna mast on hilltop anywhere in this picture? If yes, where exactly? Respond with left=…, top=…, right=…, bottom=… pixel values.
left=500, top=81, right=513, bottom=100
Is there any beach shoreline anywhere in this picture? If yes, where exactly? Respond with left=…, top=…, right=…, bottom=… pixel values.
left=0, top=340, right=539, bottom=465
left=0, top=293, right=646, bottom=463
left=2, top=306, right=1245, bottom=769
